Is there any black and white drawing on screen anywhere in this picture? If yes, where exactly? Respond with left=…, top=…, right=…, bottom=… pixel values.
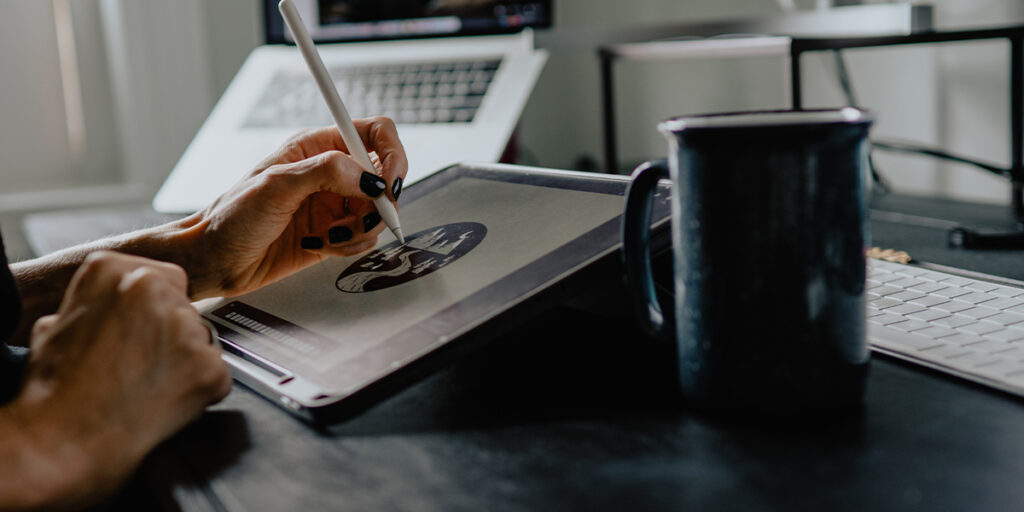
left=336, top=222, right=487, bottom=293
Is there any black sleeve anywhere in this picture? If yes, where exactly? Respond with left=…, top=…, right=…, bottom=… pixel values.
left=0, top=231, right=27, bottom=406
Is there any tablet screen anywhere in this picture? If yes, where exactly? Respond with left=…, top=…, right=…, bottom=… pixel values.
left=203, top=166, right=661, bottom=395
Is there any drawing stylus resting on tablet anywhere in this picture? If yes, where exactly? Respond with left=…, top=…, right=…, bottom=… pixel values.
left=278, top=0, right=405, bottom=244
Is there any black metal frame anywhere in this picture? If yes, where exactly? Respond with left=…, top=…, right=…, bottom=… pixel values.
left=789, top=26, right=1024, bottom=230
left=598, top=47, right=618, bottom=174
left=599, top=25, right=1024, bottom=247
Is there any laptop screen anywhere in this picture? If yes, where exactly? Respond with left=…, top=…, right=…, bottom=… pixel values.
left=265, top=0, right=553, bottom=44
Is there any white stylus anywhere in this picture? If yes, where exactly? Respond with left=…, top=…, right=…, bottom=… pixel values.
left=279, top=0, right=405, bottom=244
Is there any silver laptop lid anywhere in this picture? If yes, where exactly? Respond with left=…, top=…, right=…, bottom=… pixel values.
left=264, top=0, right=553, bottom=44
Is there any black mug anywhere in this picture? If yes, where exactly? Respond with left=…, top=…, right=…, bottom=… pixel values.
left=622, top=109, right=874, bottom=416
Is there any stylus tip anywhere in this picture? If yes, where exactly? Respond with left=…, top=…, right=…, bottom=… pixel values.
left=392, top=227, right=405, bottom=245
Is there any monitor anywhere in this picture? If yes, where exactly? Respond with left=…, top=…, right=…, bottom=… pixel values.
left=265, top=0, right=553, bottom=44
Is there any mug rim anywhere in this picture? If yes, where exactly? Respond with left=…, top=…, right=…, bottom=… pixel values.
left=659, top=108, right=873, bottom=133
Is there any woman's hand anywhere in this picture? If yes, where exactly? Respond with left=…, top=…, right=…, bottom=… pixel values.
left=0, top=251, right=231, bottom=509
left=178, top=117, right=407, bottom=299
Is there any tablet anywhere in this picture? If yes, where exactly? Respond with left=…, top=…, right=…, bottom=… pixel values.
left=202, top=163, right=671, bottom=424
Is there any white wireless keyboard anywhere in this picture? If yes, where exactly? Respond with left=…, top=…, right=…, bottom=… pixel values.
left=868, top=258, right=1024, bottom=395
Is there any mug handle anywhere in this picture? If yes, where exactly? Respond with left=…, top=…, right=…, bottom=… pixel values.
left=621, top=159, right=670, bottom=339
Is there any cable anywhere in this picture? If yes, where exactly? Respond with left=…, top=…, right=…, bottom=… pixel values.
left=832, top=50, right=892, bottom=193
left=870, top=139, right=1011, bottom=179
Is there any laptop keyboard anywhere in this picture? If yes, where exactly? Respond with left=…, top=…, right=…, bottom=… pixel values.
left=245, top=57, right=502, bottom=128
left=867, top=258, right=1024, bottom=395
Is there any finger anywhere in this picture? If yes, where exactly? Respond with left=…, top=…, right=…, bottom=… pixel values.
left=368, top=151, right=404, bottom=203
left=313, top=215, right=379, bottom=251
left=198, top=318, right=221, bottom=348
left=285, top=126, right=349, bottom=160
left=355, top=117, right=408, bottom=202
left=271, top=120, right=406, bottom=201
left=305, top=237, right=379, bottom=259
left=347, top=198, right=387, bottom=237
left=173, top=309, right=233, bottom=404
left=325, top=219, right=357, bottom=246
left=118, top=265, right=191, bottom=302
left=30, top=314, right=59, bottom=343
left=66, top=252, right=189, bottom=308
left=259, top=151, right=389, bottom=214
left=308, top=191, right=346, bottom=237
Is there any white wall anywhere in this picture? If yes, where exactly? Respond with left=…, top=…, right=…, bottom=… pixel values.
left=0, top=1, right=77, bottom=192
left=2, top=0, right=1022, bottom=207
left=518, top=0, right=1024, bottom=205
left=519, top=0, right=779, bottom=172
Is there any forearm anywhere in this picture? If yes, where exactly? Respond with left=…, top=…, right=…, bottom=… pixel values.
left=9, top=216, right=206, bottom=345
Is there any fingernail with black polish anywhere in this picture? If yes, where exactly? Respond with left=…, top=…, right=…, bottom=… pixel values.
left=391, top=177, right=403, bottom=200
left=360, top=171, right=386, bottom=198
left=363, top=212, right=381, bottom=233
left=301, top=236, right=324, bottom=250
left=329, top=226, right=353, bottom=244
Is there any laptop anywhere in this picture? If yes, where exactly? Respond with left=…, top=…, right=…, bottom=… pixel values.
left=153, top=0, right=550, bottom=213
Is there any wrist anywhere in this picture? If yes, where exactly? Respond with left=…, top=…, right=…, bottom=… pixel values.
left=150, top=214, right=214, bottom=299
left=0, top=395, right=96, bottom=509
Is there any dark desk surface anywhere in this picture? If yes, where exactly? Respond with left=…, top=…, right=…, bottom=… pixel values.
left=125, top=194, right=1024, bottom=512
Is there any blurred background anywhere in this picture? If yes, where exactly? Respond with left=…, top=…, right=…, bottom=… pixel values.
left=1, top=0, right=1023, bottom=258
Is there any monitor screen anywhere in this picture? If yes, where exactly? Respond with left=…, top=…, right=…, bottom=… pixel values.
left=265, top=0, right=552, bottom=44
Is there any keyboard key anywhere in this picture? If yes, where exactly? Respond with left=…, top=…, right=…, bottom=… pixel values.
left=868, top=263, right=893, bottom=274
left=941, top=333, right=986, bottom=346
left=869, top=297, right=901, bottom=310
left=470, top=81, right=490, bottom=95
left=932, top=287, right=972, bottom=299
left=958, top=321, right=1003, bottom=336
left=944, top=351, right=1003, bottom=368
left=990, top=285, right=1024, bottom=298
left=889, top=319, right=931, bottom=332
left=984, top=297, right=1024, bottom=310
left=964, top=281, right=999, bottom=293
left=888, top=290, right=927, bottom=302
left=874, top=272, right=908, bottom=283
left=939, top=276, right=975, bottom=287
left=907, top=281, right=949, bottom=294
left=887, top=303, right=926, bottom=316
left=888, top=277, right=925, bottom=288
left=906, top=309, right=950, bottom=322
left=984, top=311, right=1024, bottom=327
left=957, top=306, right=1001, bottom=320
left=868, top=313, right=910, bottom=326
left=961, top=339, right=1016, bottom=354
left=873, top=285, right=904, bottom=297
left=973, top=360, right=1022, bottom=379
left=870, top=329, right=945, bottom=350
left=919, top=344, right=974, bottom=359
left=907, top=295, right=949, bottom=308
left=912, top=325, right=958, bottom=339
left=892, top=266, right=931, bottom=278
left=932, top=300, right=974, bottom=314
left=957, top=292, right=1000, bottom=305
left=984, top=329, right=1024, bottom=343
left=931, top=315, right=977, bottom=329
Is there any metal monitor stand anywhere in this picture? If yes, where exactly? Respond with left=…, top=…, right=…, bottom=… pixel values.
left=789, top=26, right=1024, bottom=249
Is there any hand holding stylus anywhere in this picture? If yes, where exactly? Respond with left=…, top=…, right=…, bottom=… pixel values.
left=278, top=0, right=405, bottom=244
